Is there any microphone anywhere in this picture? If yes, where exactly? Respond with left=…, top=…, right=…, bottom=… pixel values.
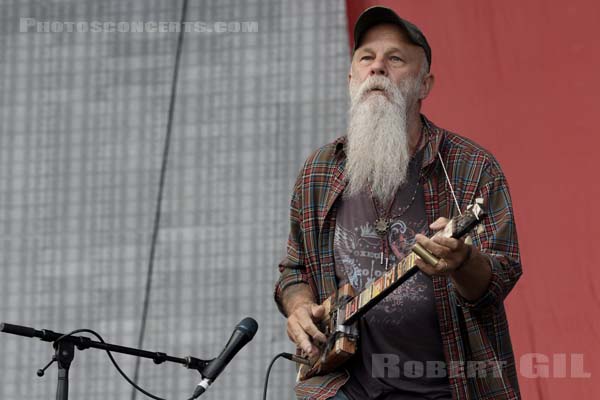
left=189, top=317, right=258, bottom=399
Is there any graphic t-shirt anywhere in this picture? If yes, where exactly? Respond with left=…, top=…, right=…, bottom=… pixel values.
left=334, top=150, right=452, bottom=400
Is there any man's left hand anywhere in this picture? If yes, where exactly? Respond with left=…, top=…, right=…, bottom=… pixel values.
left=414, top=217, right=471, bottom=276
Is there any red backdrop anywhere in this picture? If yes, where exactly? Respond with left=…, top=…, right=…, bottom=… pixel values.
left=346, top=1, right=599, bottom=398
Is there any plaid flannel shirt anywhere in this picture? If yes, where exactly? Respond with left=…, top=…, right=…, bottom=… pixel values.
left=274, top=116, right=522, bottom=400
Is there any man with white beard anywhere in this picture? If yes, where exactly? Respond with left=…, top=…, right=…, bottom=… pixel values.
left=275, top=6, right=522, bottom=400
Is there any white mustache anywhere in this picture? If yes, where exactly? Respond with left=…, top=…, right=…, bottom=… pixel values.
left=352, top=76, right=398, bottom=104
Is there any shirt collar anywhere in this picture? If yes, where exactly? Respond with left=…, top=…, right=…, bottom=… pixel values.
left=421, top=114, right=444, bottom=168
left=333, top=136, right=346, bottom=157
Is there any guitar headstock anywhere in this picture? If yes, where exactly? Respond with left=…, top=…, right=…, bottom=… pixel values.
left=440, top=198, right=486, bottom=239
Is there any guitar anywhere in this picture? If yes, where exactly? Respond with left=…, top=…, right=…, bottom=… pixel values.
left=297, top=199, right=486, bottom=380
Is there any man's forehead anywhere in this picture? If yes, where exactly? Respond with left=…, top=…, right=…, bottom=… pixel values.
left=355, top=24, right=420, bottom=52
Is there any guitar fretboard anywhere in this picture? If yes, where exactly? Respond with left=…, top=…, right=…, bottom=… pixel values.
left=340, top=250, right=420, bottom=325
left=338, top=201, right=484, bottom=325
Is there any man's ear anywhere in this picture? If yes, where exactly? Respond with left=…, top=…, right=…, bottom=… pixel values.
left=419, top=72, right=435, bottom=100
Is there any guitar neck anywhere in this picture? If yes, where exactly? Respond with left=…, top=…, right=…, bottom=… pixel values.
left=340, top=250, right=420, bottom=325
left=339, top=207, right=483, bottom=325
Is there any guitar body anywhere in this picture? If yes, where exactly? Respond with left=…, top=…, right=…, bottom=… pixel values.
left=298, top=283, right=359, bottom=380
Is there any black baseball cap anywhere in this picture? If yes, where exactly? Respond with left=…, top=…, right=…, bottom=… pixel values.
left=353, top=6, right=432, bottom=70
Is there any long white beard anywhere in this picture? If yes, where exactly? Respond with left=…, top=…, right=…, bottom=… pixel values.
left=345, top=75, right=418, bottom=205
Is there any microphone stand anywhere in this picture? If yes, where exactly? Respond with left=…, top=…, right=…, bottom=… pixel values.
left=56, top=340, right=74, bottom=400
left=1, top=322, right=212, bottom=400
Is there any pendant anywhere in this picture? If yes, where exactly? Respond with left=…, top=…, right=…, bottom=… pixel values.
left=374, top=217, right=390, bottom=236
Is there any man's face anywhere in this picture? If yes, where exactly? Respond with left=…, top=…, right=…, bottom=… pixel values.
left=349, top=23, right=430, bottom=104
left=344, top=24, right=432, bottom=204
left=345, top=23, right=433, bottom=204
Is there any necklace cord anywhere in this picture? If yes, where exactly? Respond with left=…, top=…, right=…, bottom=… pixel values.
left=370, top=138, right=425, bottom=268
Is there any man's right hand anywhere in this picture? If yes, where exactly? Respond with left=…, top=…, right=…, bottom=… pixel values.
left=286, top=302, right=327, bottom=358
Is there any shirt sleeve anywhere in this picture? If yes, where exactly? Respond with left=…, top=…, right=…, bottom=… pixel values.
left=273, top=168, right=312, bottom=316
left=452, top=162, right=523, bottom=311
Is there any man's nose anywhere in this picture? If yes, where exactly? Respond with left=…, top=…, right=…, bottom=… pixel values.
left=369, top=58, right=387, bottom=76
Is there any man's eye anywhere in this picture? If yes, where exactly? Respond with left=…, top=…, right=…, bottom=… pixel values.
left=390, top=56, right=403, bottom=62
left=360, top=55, right=373, bottom=61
